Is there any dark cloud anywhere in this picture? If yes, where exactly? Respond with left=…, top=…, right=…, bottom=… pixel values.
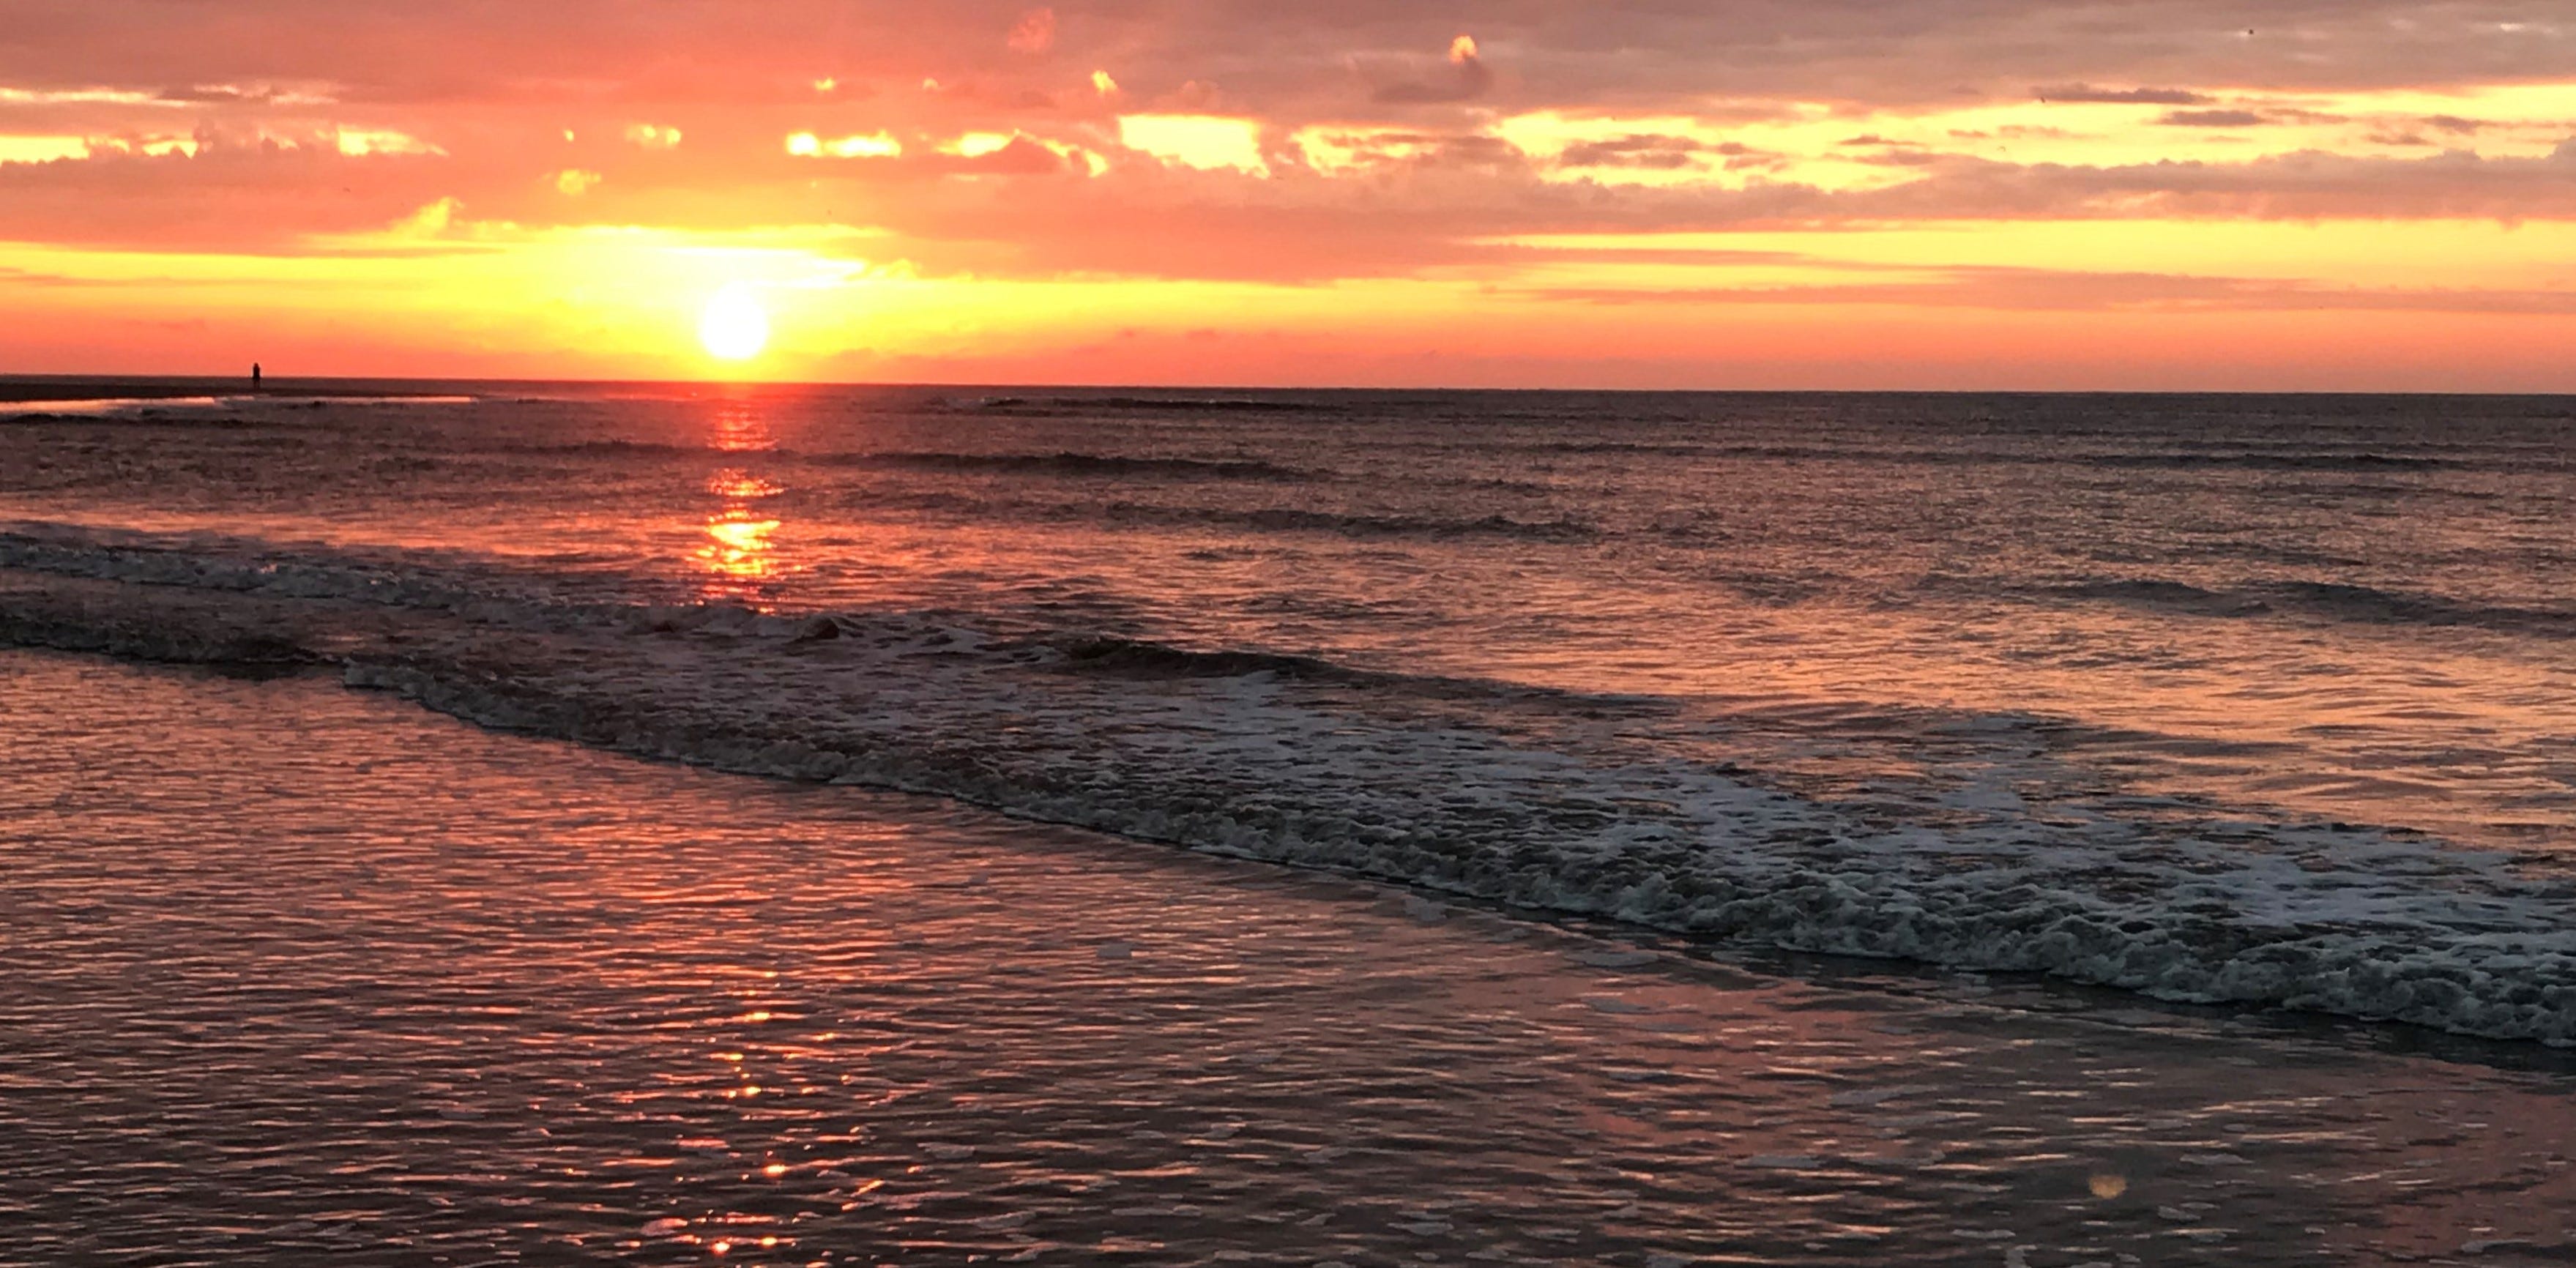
left=7, top=1, right=2574, bottom=128
left=1525, top=264, right=2576, bottom=315
left=1842, top=141, right=2576, bottom=223
left=1411, top=133, right=1523, bottom=167
left=1555, top=134, right=1745, bottom=169
left=2034, top=83, right=2215, bottom=105
left=1007, top=8, right=1057, bottom=55
left=1371, top=37, right=1494, bottom=105
left=155, top=83, right=327, bottom=105
left=2159, top=109, right=2269, bottom=127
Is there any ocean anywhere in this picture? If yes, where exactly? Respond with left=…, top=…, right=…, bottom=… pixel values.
left=4, top=382, right=2575, bottom=1261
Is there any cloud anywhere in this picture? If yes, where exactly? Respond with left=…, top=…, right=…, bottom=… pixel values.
left=2159, top=109, right=2268, bottom=127
left=7, top=1, right=2572, bottom=126
left=155, top=82, right=337, bottom=106
left=1840, top=142, right=2576, bottom=224
left=1556, top=133, right=1746, bottom=170
left=1524, top=263, right=2576, bottom=316
left=7, top=2, right=2576, bottom=278
left=2035, top=83, right=2216, bottom=105
left=623, top=123, right=682, bottom=149
left=1371, top=34, right=1494, bottom=105
left=1008, top=8, right=1057, bottom=55
left=788, top=130, right=904, bottom=158
left=337, top=127, right=441, bottom=156
left=1117, top=113, right=1265, bottom=174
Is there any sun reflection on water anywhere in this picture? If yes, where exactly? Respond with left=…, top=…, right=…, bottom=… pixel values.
left=708, top=400, right=776, bottom=454
left=710, top=471, right=782, bottom=501
left=693, top=402, right=792, bottom=601
left=699, top=511, right=783, bottom=582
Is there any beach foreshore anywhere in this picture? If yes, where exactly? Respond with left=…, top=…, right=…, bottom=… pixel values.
left=4, top=646, right=2572, bottom=1265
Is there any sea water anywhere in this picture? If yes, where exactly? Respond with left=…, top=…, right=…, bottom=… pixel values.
left=1, top=385, right=2572, bottom=1045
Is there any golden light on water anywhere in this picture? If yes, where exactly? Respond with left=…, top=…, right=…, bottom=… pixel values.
left=709, top=471, right=781, bottom=500
left=698, top=284, right=770, bottom=362
left=691, top=401, right=789, bottom=595
left=699, top=512, right=781, bottom=582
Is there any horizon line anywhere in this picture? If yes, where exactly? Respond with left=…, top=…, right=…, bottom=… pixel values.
left=5, top=373, right=2575, bottom=402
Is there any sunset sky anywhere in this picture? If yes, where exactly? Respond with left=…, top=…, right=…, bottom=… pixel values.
left=7, top=1, right=2576, bottom=388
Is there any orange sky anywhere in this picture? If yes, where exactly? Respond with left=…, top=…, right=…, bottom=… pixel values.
left=6, top=2, right=2576, bottom=389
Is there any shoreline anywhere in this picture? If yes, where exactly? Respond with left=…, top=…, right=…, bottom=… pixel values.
left=6, top=644, right=2575, bottom=1264
left=0, top=376, right=454, bottom=405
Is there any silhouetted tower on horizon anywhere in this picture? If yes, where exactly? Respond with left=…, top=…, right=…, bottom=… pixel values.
left=251, top=362, right=261, bottom=389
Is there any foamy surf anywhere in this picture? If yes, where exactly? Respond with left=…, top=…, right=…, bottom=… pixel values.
left=6, top=524, right=2576, bottom=1046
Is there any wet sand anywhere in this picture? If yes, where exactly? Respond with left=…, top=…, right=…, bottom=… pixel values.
left=4, top=649, right=2573, bottom=1265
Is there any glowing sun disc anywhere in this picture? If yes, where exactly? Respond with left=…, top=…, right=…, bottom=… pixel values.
left=699, top=285, right=770, bottom=361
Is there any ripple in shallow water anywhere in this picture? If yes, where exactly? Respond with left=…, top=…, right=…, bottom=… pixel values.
left=2, top=650, right=2574, bottom=1266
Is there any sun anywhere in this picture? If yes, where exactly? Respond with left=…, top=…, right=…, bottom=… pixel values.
left=699, top=283, right=770, bottom=361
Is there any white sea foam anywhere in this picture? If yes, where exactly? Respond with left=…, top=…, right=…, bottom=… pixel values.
left=7, top=525, right=2576, bottom=1045
left=0, top=393, right=478, bottom=419
left=0, top=396, right=228, bottom=417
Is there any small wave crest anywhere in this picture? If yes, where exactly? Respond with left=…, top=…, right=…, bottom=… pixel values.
left=463, top=441, right=1317, bottom=483
left=939, top=395, right=1340, bottom=417
left=491, top=438, right=703, bottom=457
left=843, top=450, right=1314, bottom=482
left=1050, top=635, right=1363, bottom=682
left=1035, top=633, right=1644, bottom=709
left=2044, top=578, right=2273, bottom=616
left=1161, top=505, right=1596, bottom=542
left=2034, top=575, right=2576, bottom=636
left=2094, top=451, right=2455, bottom=471
left=2266, top=581, right=2576, bottom=635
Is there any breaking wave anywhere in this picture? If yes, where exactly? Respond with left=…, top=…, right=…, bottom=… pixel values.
left=7, top=524, right=2576, bottom=1047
